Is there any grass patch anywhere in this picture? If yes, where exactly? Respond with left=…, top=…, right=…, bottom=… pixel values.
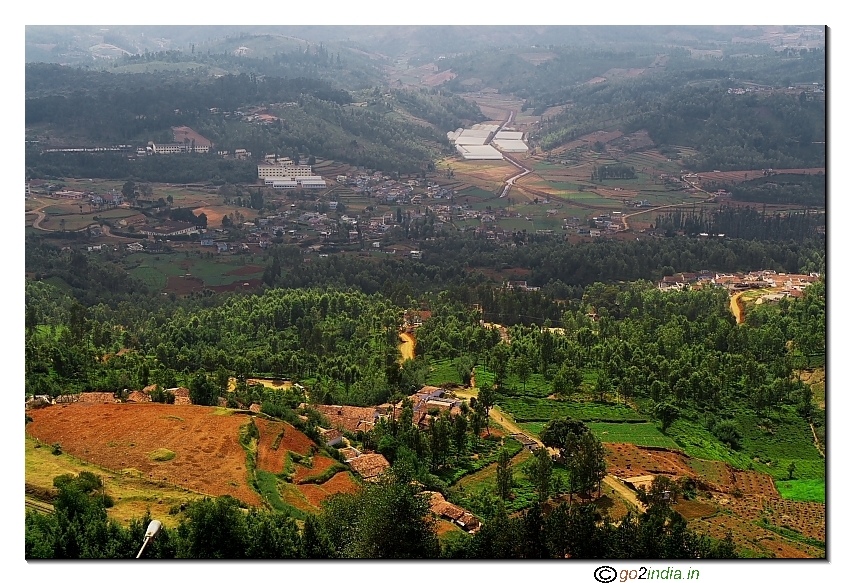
left=519, top=422, right=546, bottom=436
left=297, top=460, right=346, bottom=485
left=775, top=479, right=825, bottom=503
left=210, top=407, right=233, bottom=416
left=666, top=412, right=824, bottom=481
left=472, top=366, right=495, bottom=388
left=450, top=449, right=571, bottom=516
left=255, top=470, right=307, bottom=518
left=25, top=436, right=200, bottom=528
left=127, top=265, right=168, bottom=290
left=497, top=373, right=553, bottom=398
left=148, top=448, right=176, bottom=462
left=271, top=427, right=286, bottom=451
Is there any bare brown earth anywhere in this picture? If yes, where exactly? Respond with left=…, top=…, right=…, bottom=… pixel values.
left=164, top=275, right=205, bottom=295
left=255, top=418, right=314, bottom=474
left=604, top=442, right=823, bottom=556
left=26, top=403, right=261, bottom=506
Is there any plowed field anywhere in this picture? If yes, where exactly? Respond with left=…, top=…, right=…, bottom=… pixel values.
left=255, top=418, right=315, bottom=474
left=26, top=403, right=261, bottom=506
left=295, top=471, right=360, bottom=509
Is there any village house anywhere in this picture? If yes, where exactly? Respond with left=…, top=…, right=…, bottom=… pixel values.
left=347, top=453, right=390, bottom=482
left=425, top=491, right=481, bottom=533
left=312, top=404, right=380, bottom=433
left=512, top=432, right=540, bottom=451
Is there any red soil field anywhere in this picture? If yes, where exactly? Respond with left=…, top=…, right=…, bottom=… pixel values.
left=604, top=442, right=824, bottom=556
left=292, top=455, right=338, bottom=484
left=280, top=483, right=317, bottom=514
left=208, top=279, right=262, bottom=293
left=26, top=403, right=261, bottom=506
left=297, top=483, right=329, bottom=508
left=295, top=471, right=361, bottom=509
left=317, top=471, right=360, bottom=496
left=673, top=499, right=716, bottom=520
left=164, top=275, right=204, bottom=295
left=423, top=70, right=457, bottom=86
left=256, top=418, right=314, bottom=455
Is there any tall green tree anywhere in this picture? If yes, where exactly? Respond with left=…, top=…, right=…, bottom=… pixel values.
left=526, top=446, right=553, bottom=502
left=496, top=447, right=514, bottom=500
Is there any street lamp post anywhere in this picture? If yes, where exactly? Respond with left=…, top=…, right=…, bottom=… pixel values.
left=136, top=520, right=162, bottom=559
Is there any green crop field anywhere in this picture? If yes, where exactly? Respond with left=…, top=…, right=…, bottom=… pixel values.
left=426, top=359, right=463, bottom=386
left=588, top=422, right=680, bottom=448
left=665, top=412, right=824, bottom=482
left=127, top=264, right=169, bottom=290
left=495, top=396, right=647, bottom=423
left=774, top=479, right=825, bottom=503
left=457, top=186, right=497, bottom=199
left=497, top=373, right=553, bottom=398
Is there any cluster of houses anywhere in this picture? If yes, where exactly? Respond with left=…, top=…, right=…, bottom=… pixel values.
left=659, top=269, right=820, bottom=296
left=310, top=386, right=464, bottom=437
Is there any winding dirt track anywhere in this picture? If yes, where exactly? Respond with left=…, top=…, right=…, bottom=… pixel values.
left=398, top=332, right=415, bottom=362
left=730, top=291, right=746, bottom=324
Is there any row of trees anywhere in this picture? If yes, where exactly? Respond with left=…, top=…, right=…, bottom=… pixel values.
left=26, top=464, right=736, bottom=559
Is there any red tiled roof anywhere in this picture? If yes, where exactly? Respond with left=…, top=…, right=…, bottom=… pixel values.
left=314, top=405, right=378, bottom=433
left=347, top=453, right=390, bottom=480
left=322, top=429, right=343, bottom=443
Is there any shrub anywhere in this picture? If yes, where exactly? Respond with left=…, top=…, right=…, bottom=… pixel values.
left=712, top=420, right=742, bottom=450
left=149, top=448, right=177, bottom=462
left=51, top=443, right=62, bottom=456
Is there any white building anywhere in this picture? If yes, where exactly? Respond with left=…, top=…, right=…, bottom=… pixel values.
left=258, top=161, right=315, bottom=179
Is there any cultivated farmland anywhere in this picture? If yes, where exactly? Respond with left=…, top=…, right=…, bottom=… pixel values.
left=26, top=403, right=262, bottom=506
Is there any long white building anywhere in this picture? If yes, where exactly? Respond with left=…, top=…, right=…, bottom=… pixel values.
left=258, top=160, right=315, bottom=179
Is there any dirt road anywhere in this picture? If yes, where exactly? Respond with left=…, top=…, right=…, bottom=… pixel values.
left=730, top=291, right=746, bottom=324
left=491, top=405, right=644, bottom=512
left=490, top=407, right=539, bottom=442
left=621, top=176, right=715, bottom=232
left=398, top=332, right=415, bottom=362
left=31, top=206, right=51, bottom=230
left=602, top=475, right=646, bottom=513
